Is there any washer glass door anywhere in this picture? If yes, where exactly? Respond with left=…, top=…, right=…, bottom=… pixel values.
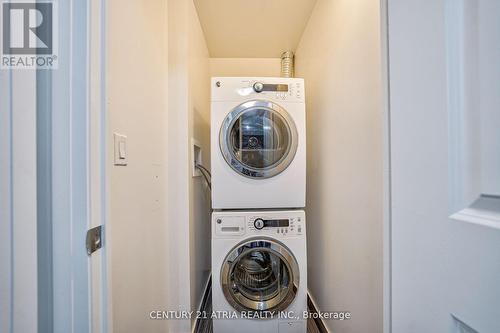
left=220, top=100, right=298, bottom=179
left=221, top=239, right=299, bottom=314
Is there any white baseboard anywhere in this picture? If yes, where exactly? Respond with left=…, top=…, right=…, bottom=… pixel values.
left=307, top=291, right=331, bottom=333
left=192, top=275, right=212, bottom=333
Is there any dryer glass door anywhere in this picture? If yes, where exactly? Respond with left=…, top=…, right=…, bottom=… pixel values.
left=221, top=240, right=300, bottom=314
left=220, top=100, right=298, bottom=179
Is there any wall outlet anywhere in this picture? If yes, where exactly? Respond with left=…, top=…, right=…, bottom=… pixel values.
left=192, top=138, right=202, bottom=177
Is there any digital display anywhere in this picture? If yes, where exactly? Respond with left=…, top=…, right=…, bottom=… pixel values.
left=265, top=219, right=290, bottom=228
left=262, top=84, right=289, bottom=92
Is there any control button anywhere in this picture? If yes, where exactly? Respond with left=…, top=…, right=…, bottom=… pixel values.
left=285, top=229, right=288, bottom=233
left=253, top=82, right=264, bottom=93
left=254, top=218, right=265, bottom=230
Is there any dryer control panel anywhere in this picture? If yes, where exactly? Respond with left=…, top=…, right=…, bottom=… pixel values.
left=211, top=77, right=305, bottom=103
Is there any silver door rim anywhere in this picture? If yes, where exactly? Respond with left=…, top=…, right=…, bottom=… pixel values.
left=219, top=100, right=299, bottom=179
left=220, top=238, right=300, bottom=314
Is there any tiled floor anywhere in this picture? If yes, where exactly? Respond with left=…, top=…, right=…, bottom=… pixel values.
left=195, top=287, right=322, bottom=333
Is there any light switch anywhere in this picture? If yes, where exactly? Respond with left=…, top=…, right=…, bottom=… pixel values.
left=114, top=133, right=127, bottom=166
left=118, top=141, right=126, bottom=159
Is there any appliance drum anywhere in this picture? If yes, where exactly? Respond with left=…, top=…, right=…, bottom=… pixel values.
left=220, top=100, right=298, bottom=179
left=221, top=239, right=300, bottom=314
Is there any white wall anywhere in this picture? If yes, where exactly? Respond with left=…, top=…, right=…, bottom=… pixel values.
left=167, top=0, right=211, bottom=331
left=166, top=0, right=191, bottom=331
left=295, top=0, right=383, bottom=332
left=166, top=1, right=191, bottom=331
left=187, top=0, right=212, bottom=325
left=107, top=1, right=169, bottom=332
left=194, top=0, right=317, bottom=58
left=209, top=58, right=282, bottom=77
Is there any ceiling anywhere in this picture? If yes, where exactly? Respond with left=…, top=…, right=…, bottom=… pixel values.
left=194, top=0, right=317, bottom=58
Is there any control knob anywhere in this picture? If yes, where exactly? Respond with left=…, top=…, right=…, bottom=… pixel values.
left=253, top=82, right=264, bottom=93
left=254, top=218, right=265, bottom=230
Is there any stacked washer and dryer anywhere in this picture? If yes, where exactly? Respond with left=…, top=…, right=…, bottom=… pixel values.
left=211, top=77, right=307, bottom=333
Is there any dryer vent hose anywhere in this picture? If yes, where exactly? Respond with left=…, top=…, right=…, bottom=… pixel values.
left=280, top=51, right=294, bottom=78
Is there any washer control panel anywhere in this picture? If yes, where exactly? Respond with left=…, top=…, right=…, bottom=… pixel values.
left=248, top=215, right=304, bottom=236
left=213, top=211, right=306, bottom=238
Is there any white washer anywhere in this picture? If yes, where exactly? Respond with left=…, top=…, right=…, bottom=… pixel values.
left=212, top=210, right=307, bottom=333
left=211, top=77, right=306, bottom=209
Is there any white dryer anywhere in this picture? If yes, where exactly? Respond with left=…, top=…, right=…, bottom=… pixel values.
left=212, top=210, right=307, bottom=333
left=211, top=77, right=306, bottom=209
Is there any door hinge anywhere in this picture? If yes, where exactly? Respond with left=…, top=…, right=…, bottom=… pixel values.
left=86, top=225, right=103, bottom=255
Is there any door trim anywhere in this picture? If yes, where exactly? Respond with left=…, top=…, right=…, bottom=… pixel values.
left=381, top=0, right=392, bottom=332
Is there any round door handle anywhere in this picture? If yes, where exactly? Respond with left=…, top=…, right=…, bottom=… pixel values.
left=254, top=218, right=265, bottom=230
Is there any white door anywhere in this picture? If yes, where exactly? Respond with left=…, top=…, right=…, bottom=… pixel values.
left=388, top=0, right=500, bottom=332
left=0, top=0, right=109, bottom=332
left=0, top=67, right=39, bottom=333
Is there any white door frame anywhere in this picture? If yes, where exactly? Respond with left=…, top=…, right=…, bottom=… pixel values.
left=49, top=0, right=111, bottom=331
left=0, top=0, right=110, bottom=332
left=381, top=0, right=392, bottom=332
